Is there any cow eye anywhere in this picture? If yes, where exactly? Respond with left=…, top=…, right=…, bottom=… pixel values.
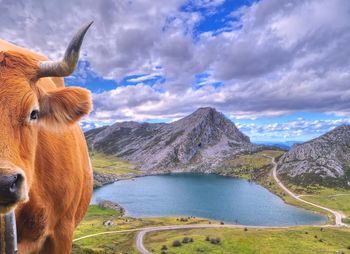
left=30, top=110, right=39, bottom=121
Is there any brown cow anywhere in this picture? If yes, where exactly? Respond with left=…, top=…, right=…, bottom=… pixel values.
left=0, top=23, right=93, bottom=253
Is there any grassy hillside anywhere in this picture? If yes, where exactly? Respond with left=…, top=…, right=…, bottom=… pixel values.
left=293, top=187, right=350, bottom=223
left=90, top=151, right=140, bottom=177
left=302, top=190, right=350, bottom=216
left=279, top=181, right=350, bottom=223
left=72, top=205, right=217, bottom=254
left=218, top=149, right=284, bottom=180
left=144, top=227, right=350, bottom=254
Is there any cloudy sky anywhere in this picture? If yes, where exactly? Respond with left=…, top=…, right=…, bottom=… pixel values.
left=1, top=0, right=350, bottom=142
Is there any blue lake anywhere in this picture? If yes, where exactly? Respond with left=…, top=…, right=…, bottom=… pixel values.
left=92, top=173, right=327, bottom=226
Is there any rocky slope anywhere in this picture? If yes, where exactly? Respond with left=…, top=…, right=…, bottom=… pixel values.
left=277, top=124, right=350, bottom=187
left=85, top=107, right=257, bottom=172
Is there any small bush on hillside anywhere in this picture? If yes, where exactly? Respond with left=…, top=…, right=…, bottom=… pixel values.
left=172, top=240, right=182, bottom=247
left=161, top=245, right=168, bottom=250
left=182, top=237, right=191, bottom=244
left=210, top=238, right=221, bottom=245
left=205, top=236, right=210, bottom=241
left=347, top=245, right=350, bottom=249
left=244, top=227, right=248, bottom=231
left=161, top=251, right=167, bottom=254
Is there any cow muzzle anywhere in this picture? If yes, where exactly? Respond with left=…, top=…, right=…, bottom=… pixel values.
left=0, top=165, right=28, bottom=214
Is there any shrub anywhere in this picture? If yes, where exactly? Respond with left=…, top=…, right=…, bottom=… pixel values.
left=182, top=237, right=191, bottom=244
left=244, top=227, right=248, bottom=232
left=161, top=252, right=167, bottom=254
left=172, top=240, right=182, bottom=247
left=161, top=245, right=168, bottom=250
left=205, top=236, right=210, bottom=241
left=347, top=245, right=350, bottom=250
left=210, top=238, right=221, bottom=245
left=220, top=221, right=225, bottom=225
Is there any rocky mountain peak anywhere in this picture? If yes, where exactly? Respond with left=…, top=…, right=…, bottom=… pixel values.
left=320, top=124, right=350, bottom=145
left=277, top=124, right=350, bottom=187
left=177, top=107, right=225, bottom=123
left=85, top=107, right=256, bottom=171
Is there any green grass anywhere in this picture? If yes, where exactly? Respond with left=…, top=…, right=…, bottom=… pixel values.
left=302, top=193, right=350, bottom=217
left=144, top=227, right=350, bottom=254
left=343, top=218, right=350, bottom=224
left=72, top=232, right=138, bottom=254
left=281, top=182, right=350, bottom=221
left=90, top=152, right=140, bottom=177
left=73, top=205, right=217, bottom=253
left=218, top=149, right=283, bottom=180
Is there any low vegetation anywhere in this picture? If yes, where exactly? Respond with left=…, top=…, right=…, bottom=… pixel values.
left=218, top=149, right=284, bottom=181
left=72, top=205, right=216, bottom=253
left=90, top=151, right=140, bottom=177
left=302, top=192, right=350, bottom=217
left=281, top=182, right=350, bottom=223
left=144, top=227, right=350, bottom=254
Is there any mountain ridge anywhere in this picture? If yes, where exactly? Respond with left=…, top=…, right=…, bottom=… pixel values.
left=85, top=107, right=258, bottom=172
left=277, top=124, right=350, bottom=187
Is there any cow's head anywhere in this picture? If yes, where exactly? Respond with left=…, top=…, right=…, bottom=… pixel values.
left=0, top=23, right=93, bottom=214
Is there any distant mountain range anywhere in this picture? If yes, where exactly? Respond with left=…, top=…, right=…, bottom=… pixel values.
left=85, top=108, right=350, bottom=188
left=277, top=125, right=350, bottom=187
left=85, top=107, right=258, bottom=172
left=253, top=141, right=302, bottom=150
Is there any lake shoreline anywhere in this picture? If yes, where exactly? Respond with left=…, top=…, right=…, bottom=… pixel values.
left=92, top=172, right=327, bottom=226
left=93, top=167, right=332, bottom=224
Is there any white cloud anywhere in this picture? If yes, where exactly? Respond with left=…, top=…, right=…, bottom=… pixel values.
left=126, top=73, right=161, bottom=83
left=2, top=0, right=350, bottom=128
left=237, top=118, right=350, bottom=141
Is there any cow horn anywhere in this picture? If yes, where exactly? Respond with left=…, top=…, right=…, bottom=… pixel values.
left=37, top=21, right=93, bottom=78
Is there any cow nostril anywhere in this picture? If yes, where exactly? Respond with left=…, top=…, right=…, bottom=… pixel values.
left=9, top=174, right=23, bottom=193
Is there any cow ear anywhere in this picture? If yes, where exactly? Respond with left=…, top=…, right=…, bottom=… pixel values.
left=38, top=87, right=92, bottom=127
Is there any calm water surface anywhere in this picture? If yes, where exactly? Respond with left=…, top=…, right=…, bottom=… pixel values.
left=92, top=173, right=326, bottom=226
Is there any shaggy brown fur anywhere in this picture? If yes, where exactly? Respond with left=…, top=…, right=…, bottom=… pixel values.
left=0, top=41, right=93, bottom=253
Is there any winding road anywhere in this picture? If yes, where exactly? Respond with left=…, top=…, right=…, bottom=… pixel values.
left=267, top=156, right=347, bottom=227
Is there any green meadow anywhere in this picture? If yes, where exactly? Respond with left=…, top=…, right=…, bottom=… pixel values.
left=144, top=227, right=350, bottom=254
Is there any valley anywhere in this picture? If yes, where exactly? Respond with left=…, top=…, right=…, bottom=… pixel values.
left=75, top=108, right=350, bottom=253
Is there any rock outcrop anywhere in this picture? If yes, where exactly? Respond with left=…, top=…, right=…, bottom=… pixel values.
left=277, top=124, right=350, bottom=187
